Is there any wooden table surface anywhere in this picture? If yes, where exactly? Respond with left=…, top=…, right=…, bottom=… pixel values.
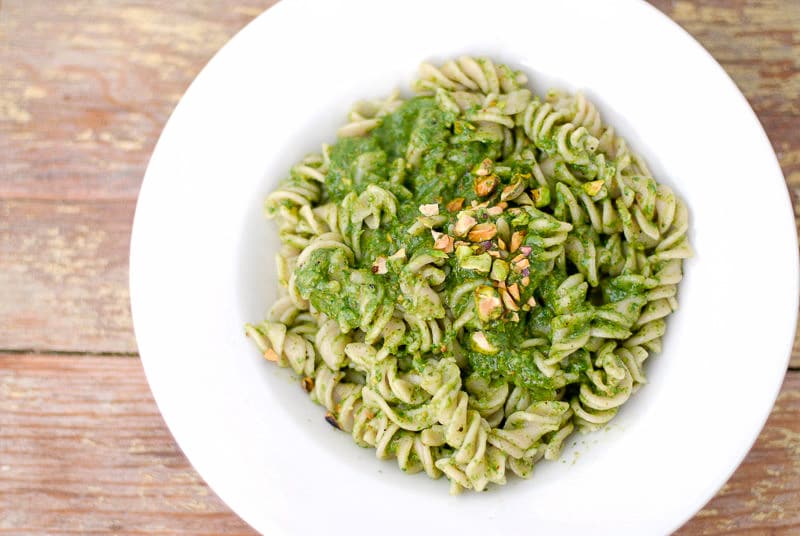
left=1, top=1, right=798, bottom=534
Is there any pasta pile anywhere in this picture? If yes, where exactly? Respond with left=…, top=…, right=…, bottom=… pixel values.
left=246, top=57, right=691, bottom=493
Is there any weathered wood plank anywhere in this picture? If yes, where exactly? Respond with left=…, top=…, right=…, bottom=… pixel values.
left=0, top=0, right=277, bottom=200
left=0, top=200, right=136, bottom=353
left=0, top=354, right=254, bottom=534
left=649, top=0, right=800, bottom=117
left=678, top=372, right=800, bottom=534
left=0, top=354, right=798, bottom=534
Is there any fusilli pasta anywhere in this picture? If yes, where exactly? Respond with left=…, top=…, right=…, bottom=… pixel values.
left=247, top=56, right=692, bottom=493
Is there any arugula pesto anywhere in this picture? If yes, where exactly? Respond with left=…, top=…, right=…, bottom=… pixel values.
left=248, top=56, right=691, bottom=494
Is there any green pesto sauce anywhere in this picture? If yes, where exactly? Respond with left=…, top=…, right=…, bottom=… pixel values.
left=293, top=95, right=644, bottom=396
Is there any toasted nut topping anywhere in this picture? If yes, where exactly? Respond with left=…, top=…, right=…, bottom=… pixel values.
left=486, top=205, right=503, bottom=216
left=501, top=180, right=525, bottom=201
left=460, top=252, right=493, bottom=273
left=468, top=223, right=497, bottom=242
left=419, top=203, right=440, bottom=216
left=519, top=245, right=532, bottom=256
left=516, top=258, right=530, bottom=271
left=475, top=285, right=503, bottom=322
left=489, top=259, right=509, bottom=281
left=302, top=377, right=314, bottom=392
left=528, top=296, right=537, bottom=307
left=521, top=276, right=531, bottom=286
left=447, top=197, right=465, bottom=212
left=372, top=256, right=388, bottom=274
left=583, top=180, right=605, bottom=197
left=475, top=158, right=493, bottom=176
left=509, top=231, right=526, bottom=252
left=453, top=213, right=478, bottom=237
left=433, top=232, right=455, bottom=253
left=512, top=253, right=525, bottom=263
left=470, top=331, right=498, bottom=354
left=264, top=348, right=279, bottom=362
left=454, top=240, right=470, bottom=248
left=474, top=175, right=499, bottom=197
left=496, top=236, right=507, bottom=250
left=324, top=412, right=342, bottom=430
left=508, top=311, right=520, bottom=322
left=487, top=250, right=501, bottom=258
left=500, top=288, right=520, bottom=311
left=507, top=283, right=521, bottom=301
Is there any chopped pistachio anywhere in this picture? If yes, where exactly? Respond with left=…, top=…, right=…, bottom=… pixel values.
left=460, top=252, right=492, bottom=273
left=507, top=283, right=521, bottom=301
left=583, top=180, right=605, bottom=197
left=521, top=275, right=531, bottom=286
left=475, top=158, right=493, bottom=176
left=487, top=250, right=501, bottom=258
left=497, top=236, right=506, bottom=250
left=521, top=304, right=531, bottom=311
left=527, top=296, right=537, bottom=307
left=453, top=213, right=478, bottom=236
left=474, top=285, right=503, bottom=322
left=508, top=311, right=520, bottom=322
left=388, top=247, right=406, bottom=261
left=515, top=258, right=530, bottom=271
left=500, top=288, right=520, bottom=311
left=519, top=245, right=532, bottom=256
left=371, top=256, right=388, bottom=274
left=486, top=205, right=504, bottom=216
left=264, top=348, right=279, bottom=362
left=474, top=174, right=499, bottom=197
left=509, top=230, right=525, bottom=252
left=531, top=185, right=551, bottom=207
left=489, top=259, right=510, bottom=281
left=454, top=240, right=470, bottom=248
left=470, top=331, right=498, bottom=354
left=301, top=377, right=314, bottom=392
left=455, top=245, right=473, bottom=262
left=324, top=412, right=341, bottom=430
left=468, top=223, right=497, bottom=242
left=433, top=232, right=455, bottom=253
left=511, top=253, right=525, bottom=263
left=419, top=203, right=440, bottom=216
left=500, top=179, right=525, bottom=201
left=446, top=197, right=465, bottom=212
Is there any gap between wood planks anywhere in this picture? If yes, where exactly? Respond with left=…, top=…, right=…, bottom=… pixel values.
left=0, top=349, right=139, bottom=358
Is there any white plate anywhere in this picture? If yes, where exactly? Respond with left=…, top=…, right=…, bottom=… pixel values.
left=130, top=0, right=798, bottom=534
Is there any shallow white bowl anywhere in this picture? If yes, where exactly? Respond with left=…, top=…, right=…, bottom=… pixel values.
left=130, top=0, right=798, bottom=534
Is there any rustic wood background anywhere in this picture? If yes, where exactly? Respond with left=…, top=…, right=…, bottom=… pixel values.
left=1, top=0, right=798, bottom=534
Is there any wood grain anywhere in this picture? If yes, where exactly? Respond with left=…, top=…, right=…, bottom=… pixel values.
left=0, top=0, right=798, bottom=534
left=0, top=354, right=798, bottom=535
left=0, top=199, right=136, bottom=353
left=0, top=0, right=276, bottom=200
left=649, top=0, right=800, bottom=117
left=0, top=354, right=252, bottom=534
